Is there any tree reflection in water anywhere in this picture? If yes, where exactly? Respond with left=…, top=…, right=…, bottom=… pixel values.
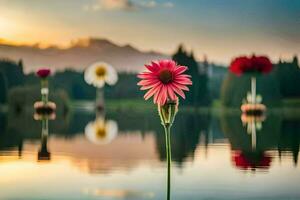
left=0, top=109, right=299, bottom=172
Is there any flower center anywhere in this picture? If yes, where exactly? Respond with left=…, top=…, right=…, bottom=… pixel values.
left=96, top=126, right=106, bottom=139
left=158, top=69, right=173, bottom=84
left=95, top=66, right=106, bottom=78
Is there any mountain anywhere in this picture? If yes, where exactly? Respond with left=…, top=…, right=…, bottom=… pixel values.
left=0, top=38, right=169, bottom=73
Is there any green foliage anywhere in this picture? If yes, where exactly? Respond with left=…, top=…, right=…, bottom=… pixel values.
left=274, top=56, right=300, bottom=98
left=7, top=85, right=69, bottom=117
left=220, top=113, right=282, bottom=151
left=51, top=70, right=95, bottom=99
left=221, top=72, right=281, bottom=107
left=0, top=59, right=24, bottom=103
left=9, top=67, right=142, bottom=102
left=0, top=56, right=299, bottom=108
left=0, top=71, right=7, bottom=103
left=0, top=58, right=24, bottom=88
left=49, top=70, right=142, bottom=100
left=208, top=64, right=227, bottom=99
left=172, top=45, right=210, bottom=106
left=220, top=56, right=300, bottom=107
left=105, top=72, right=142, bottom=99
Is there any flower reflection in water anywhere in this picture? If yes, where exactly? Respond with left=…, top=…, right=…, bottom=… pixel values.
left=85, top=112, right=118, bottom=145
left=34, top=112, right=55, bottom=162
left=33, top=102, right=56, bottom=120
left=38, top=118, right=51, bottom=161
left=232, top=151, right=272, bottom=171
left=234, top=113, right=273, bottom=171
left=241, top=114, right=266, bottom=150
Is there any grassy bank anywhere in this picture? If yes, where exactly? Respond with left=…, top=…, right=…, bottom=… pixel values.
left=3, top=97, right=299, bottom=118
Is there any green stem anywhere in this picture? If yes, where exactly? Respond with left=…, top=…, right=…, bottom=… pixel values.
left=41, top=79, right=48, bottom=104
left=42, top=118, right=48, bottom=137
left=164, top=124, right=171, bottom=200
left=251, top=76, right=256, bottom=104
left=158, top=101, right=177, bottom=200
left=42, top=94, right=47, bottom=104
left=96, top=88, right=105, bottom=110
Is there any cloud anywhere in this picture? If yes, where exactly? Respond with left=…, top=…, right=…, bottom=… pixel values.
left=140, top=1, right=157, bottom=8
left=83, top=0, right=174, bottom=12
left=163, top=2, right=174, bottom=8
left=83, top=0, right=135, bottom=11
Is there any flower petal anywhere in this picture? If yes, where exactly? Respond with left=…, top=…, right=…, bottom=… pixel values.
left=174, top=77, right=192, bottom=85
left=145, top=64, right=158, bottom=73
left=159, top=85, right=168, bottom=105
left=141, top=81, right=160, bottom=90
left=137, top=79, right=157, bottom=86
left=153, top=85, right=163, bottom=104
left=172, top=82, right=189, bottom=91
left=170, top=83, right=186, bottom=99
left=137, top=72, right=155, bottom=79
left=167, top=60, right=176, bottom=70
left=151, top=61, right=160, bottom=71
left=174, top=66, right=187, bottom=75
left=167, top=85, right=177, bottom=100
left=144, top=84, right=162, bottom=100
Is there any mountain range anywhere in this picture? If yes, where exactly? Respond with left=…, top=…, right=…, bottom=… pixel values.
left=0, top=38, right=169, bottom=73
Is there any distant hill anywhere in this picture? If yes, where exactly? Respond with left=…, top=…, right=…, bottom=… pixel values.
left=0, top=38, right=169, bottom=73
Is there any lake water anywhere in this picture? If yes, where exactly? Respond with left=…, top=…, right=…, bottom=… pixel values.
left=0, top=107, right=299, bottom=200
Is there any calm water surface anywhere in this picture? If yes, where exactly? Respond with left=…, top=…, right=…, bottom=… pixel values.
left=0, top=108, right=299, bottom=200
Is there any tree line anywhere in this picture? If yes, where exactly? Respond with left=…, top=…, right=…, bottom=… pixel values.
left=0, top=49, right=299, bottom=107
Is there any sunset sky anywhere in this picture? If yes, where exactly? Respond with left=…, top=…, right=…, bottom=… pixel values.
left=0, top=0, right=299, bottom=64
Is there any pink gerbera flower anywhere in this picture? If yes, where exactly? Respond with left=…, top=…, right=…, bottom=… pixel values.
left=137, top=60, right=192, bottom=105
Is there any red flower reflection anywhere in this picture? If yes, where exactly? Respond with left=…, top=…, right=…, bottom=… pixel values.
left=36, top=68, right=51, bottom=78
left=229, top=55, right=273, bottom=75
left=232, top=151, right=272, bottom=170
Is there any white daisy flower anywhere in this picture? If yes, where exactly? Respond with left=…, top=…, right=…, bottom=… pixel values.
left=84, top=62, right=118, bottom=88
left=84, top=117, right=118, bottom=145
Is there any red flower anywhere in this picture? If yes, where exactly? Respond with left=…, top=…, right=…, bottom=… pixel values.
left=36, top=68, right=51, bottom=78
left=229, top=55, right=273, bottom=75
left=229, top=56, right=251, bottom=75
left=251, top=55, right=273, bottom=74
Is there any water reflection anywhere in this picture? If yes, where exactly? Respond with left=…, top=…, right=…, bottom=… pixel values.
left=241, top=114, right=266, bottom=150
left=232, top=151, right=272, bottom=171
left=230, top=113, right=271, bottom=171
left=83, top=188, right=155, bottom=199
left=221, top=112, right=300, bottom=171
left=0, top=109, right=300, bottom=199
left=84, top=110, right=118, bottom=145
left=0, top=109, right=299, bottom=170
left=37, top=119, right=51, bottom=161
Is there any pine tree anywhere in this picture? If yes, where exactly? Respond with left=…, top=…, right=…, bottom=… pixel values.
left=172, top=45, right=210, bottom=106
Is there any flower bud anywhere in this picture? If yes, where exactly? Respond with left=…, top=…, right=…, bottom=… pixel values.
left=158, top=99, right=178, bottom=127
